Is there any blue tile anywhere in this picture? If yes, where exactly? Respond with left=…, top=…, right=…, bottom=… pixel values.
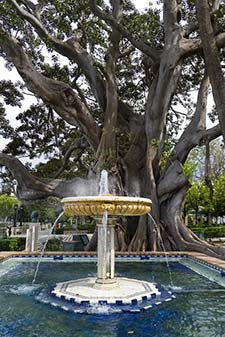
left=53, top=256, right=63, bottom=261
left=80, top=300, right=90, bottom=305
left=98, top=300, right=107, bottom=304
left=140, top=256, right=150, bottom=260
left=116, top=300, right=123, bottom=305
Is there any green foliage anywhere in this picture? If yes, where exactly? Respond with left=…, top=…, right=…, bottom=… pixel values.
left=188, top=225, right=225, bottom=239
left=125, top=6, right=162, bottom=47
left=184, top=173, right=225, bottom=218
left=22, top=200, right=58, bottom=223
left=160, top=141, right=174, bottom=170
left=46, top=238, right=63, bottom=251
left=5, top=104, right=71, bottom=159
left=183, top=160, right=198, bottom=179
left=35, top=159, right=64, bottom=178
left=0, top=194, right=19, bottom=220
left=0, top=80, right=22, bottom=139
left=78, top=219, right=96, bottom=233
left=55, top=228, right=64, bottom=235
left=213, top=175, right=225, bottom=216
left=184, top=140, right=225, bottom=218
left=0, top=237, right=25, bottom=251
left=184, top=181, right=213, bottom=213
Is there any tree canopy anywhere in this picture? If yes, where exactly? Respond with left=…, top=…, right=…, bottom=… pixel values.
left=0, top=0, right=225, bottom=256
left=0, top=194, right=18, bottom=220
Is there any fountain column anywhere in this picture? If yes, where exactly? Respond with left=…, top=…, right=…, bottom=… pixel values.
left=25, top=224, right=39, bottom=252
left=95, top=217, right=117, bottom=287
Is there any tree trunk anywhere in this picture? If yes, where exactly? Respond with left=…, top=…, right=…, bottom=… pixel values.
left=128, top=176, right=225, bottom=259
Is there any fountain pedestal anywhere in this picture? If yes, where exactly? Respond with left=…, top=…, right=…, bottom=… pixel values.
left=95, top=217, right=117, bottom=288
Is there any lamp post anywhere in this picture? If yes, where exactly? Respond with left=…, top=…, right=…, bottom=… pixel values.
left=13, top=205, right=18, bottom=227
left=18, top=205, right=25, bottom=227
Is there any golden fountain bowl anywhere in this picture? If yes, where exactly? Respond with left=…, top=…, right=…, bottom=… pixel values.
left=62, top=196, right=152, bottom=217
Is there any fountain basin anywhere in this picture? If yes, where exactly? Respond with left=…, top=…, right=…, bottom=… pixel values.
left=52, top=277, right=161, bottom=305
left=53, top=192, right=156, bottom=311
left=62, top=196, right=152, bottom=216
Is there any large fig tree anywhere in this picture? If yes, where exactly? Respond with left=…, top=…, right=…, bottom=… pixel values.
left=0, top=0, right=225, bottom=257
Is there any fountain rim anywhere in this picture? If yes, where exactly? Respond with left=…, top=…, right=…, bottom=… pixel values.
left=62, top=196, right=152, bottom=204
left=61, top=196, right=152, bottom=217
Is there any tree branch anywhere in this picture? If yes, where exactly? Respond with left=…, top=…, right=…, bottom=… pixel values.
left=0, top=152, right=99, bottom=200
left=170, top=74, right=210, bottom=164
left=181, top=32, right=225, bottom=58
left=0, top=28, right=101, bottom=150
left=163, top=0, right=181, bottom=43
left=7, top=0, right=136, bottom=136
left=158, top=123, right=221, bottom=201
left=158, top=73, right=221, bottom=201
left=196, top=0, right=225, bottom=142
left=9, top=0, right=106, bottom=110
left=54, top=137, right=88, bottom=178
left=166, top=71, right=221, bottom=167
left=183, top=0, right=222, bottom=37
left=89, top=0, right=160, bottom=63
left=157, top=160, right=189, bottom=202
left=96, top=0, right=121, bottom=164
left=0, top=152, right=54, bottom=198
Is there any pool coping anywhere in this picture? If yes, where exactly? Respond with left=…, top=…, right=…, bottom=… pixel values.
left=1, top=251, right=225, bottom=273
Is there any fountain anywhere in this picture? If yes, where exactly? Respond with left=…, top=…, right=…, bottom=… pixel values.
left=51, top=171, right=174, bottom=311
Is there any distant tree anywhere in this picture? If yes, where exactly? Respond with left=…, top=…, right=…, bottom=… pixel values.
left=186, top=139, right=225, bottom=181
left=184, top=182, right=213, bottom=223
left=184, top=139, right=225, bottom=223
left=0, top=194, right=18, bottom=220
left=213, top=174, right=225, bottom=218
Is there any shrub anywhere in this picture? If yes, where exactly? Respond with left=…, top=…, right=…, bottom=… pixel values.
left=0, top=238, right=25, bottom=251
left=55, top=228, right=64, bottom=234
left=188, top=225, right=225, bottom=238
left=46, top=238, right=63, bottom=251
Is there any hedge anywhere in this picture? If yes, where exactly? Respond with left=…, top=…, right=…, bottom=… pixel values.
left=46, top=238, right=63, bottom=251
left=188, top=225, right=225, bottom=238
left=0, top=238, right=26, bottom=251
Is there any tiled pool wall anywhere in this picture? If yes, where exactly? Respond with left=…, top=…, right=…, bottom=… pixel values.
left=181, top=256, right=225, bottom=287
left=1, top=252, right=225, bottom=288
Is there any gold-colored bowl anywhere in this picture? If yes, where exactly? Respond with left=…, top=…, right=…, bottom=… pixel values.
left=62, top=196, right=152, bottom=217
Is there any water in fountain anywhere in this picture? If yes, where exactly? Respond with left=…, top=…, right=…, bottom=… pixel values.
left=99, top=169, right=109, bottom=195
left=32, top=211, right=64, bottom=284
left=148, top=213, right=174, bottom=288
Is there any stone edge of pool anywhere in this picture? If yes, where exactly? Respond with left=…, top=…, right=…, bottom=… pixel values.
left=1, top=251, right=225, bottom=273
